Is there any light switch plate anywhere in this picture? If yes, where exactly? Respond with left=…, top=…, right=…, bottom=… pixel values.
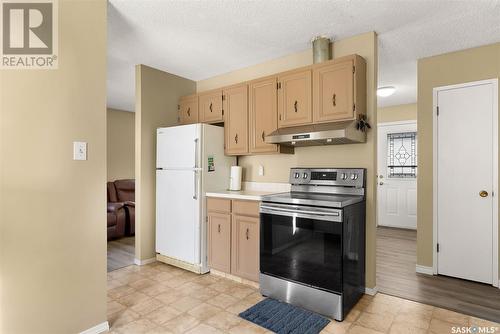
left=258, top=165, right=264, bottom=176
left=73, top=141, right=87, bottom=160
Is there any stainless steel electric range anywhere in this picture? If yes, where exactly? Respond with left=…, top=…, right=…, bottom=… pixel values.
left=259, top=168, right=366, bottom=321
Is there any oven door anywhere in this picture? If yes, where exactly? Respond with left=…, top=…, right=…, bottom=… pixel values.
left=260, top=202, right=343, bottom=294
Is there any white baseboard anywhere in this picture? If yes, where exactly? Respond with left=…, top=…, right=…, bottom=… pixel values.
left=416, top=265, right=434, bottom=275
left=365, top=286, right=378, bottom=296
left=79, top=321, right=109, bottom=334
left=134, top=257, right=156, bottom=266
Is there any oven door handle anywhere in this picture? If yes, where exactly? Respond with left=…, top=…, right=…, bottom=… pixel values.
left=260, top=205, right=342, bottom=222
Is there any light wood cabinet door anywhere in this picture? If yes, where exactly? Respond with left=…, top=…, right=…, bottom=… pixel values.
left=231, top=214, right=259, bottom=282
left=208, top=212, right=231, bottom=273
left=199, top=89, right=223, bottom=123
left=224, top=84, right=248, bottom=155
left=278, top=70, right=312, bottom=128
left=313, top=60, right=354, bottom=122
left=179, top=95, right=199, bottom=124
left=249, top=77, right=279, bottom=153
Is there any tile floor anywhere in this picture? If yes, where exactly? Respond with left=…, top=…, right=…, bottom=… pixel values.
left=107, top=262, right=500, bottom=334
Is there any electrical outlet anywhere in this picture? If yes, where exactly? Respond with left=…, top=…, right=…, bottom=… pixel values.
left=258, top=165, right=264, bottom=176
left=73, top=141, right=87, bottom=160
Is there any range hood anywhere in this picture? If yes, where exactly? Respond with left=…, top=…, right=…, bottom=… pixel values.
left=265, top=121, right=366, bottom=147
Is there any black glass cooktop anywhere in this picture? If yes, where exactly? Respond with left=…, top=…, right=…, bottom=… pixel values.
left=261, top=192, right=364, bottom=208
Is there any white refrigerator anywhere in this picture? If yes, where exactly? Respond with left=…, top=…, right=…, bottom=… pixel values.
left=156, top=123, right=235, bottom=273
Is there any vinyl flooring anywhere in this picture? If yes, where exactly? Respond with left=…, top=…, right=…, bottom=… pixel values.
left=108, top=237, right=135, bottom=272
left=377, top=226, right=500, bottom=322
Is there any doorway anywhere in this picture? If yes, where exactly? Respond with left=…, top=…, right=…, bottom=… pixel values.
left=377, top=121, right=417, bottom=229
left=106, top=108, right=136, bottom=272
left=433, top=79, right=498, bottom=286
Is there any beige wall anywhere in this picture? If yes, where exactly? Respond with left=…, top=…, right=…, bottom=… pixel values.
left=135, top=65, right=196, bottom=261
left=378, top=103, right=417, bottom=123
left=197, top=32, right=378, bottom=288
left=107, top=108, right=135, bottom=182
left=417, top=43, right=500, bottom=274
left=0, top=1, right=107, bottom=333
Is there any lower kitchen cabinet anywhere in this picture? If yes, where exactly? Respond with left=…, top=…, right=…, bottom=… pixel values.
left=231, top=214, right=259, bottom=281
left=207, top=212, right=231, bottom=273
left=206, top=197, right=260, bottom=282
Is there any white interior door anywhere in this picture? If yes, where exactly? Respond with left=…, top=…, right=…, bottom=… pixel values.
left=156, top=169, right=200, bottom=264
left=377, top=122, right=417, bottom=229
left=436, top=80, right=498, bottom=285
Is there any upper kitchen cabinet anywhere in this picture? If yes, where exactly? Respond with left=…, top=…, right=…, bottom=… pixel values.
left=199, top=89, right=223, bottom=123
left=224, top=84, right=248, bottom=155
left=178, top=94, right=198, bottom=124
left=313, top=55, right=366, bottom=123
left=277, top=69, right=312, bottom=128
left=249, top=76, right=279, bottom=153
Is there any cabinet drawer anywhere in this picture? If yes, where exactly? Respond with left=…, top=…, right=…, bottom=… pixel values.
left=207, top=197, right=231, bottom=213
left=232, top=200, right=260, bottom=217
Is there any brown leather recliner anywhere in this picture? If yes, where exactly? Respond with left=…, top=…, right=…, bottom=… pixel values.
left=114, top=179, right=135, bottom=236
left=107, top=182, right=126, bottom=240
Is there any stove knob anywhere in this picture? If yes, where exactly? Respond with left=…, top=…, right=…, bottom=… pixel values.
left=303, top=173, right=308, bottom=179
left=341, top=173, right=347, bottom=180
left=294, top=172, right=300, bottom=178
left=351, top=173, right=357, bottom=180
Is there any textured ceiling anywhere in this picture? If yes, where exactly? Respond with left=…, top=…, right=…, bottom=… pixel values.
left=108, top=0, right=500, bottom=111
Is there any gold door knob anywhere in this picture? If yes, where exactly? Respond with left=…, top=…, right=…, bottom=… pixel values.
left=479, top=190, right=489, bottom=197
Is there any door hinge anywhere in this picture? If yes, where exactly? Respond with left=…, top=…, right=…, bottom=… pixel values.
left=277, top=82, right=282, bottom=89
left=353, top=104, right=356, bottom=111
left=437, top=106, right=439, bottom=116
left=177, top=104, right=180, bottom=110
left=222, top=94, right=225, bottom=101
left=206, top=216, right=208, bottom=222
left=279, top=114, right=282, bottom=121
left=353, top=66, right=355, bottom=74
left=222, top=109, right=224, bottom=116
left=436, top=243, right=440, bottom=253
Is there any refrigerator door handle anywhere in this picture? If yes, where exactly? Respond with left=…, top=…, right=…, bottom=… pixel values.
left=194, top=138, right=199, bottom=168
left=193, top=170, right=198, bottom=200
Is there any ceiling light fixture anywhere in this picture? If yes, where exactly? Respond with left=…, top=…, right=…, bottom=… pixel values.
left=377, top=86, right=396, bottom=97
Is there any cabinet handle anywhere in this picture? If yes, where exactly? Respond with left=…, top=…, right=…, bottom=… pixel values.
left=332, top=93, right=336, bottom=107
left=209, top=102, right=213, bottom=113
left=218, top=224, right=221, bottom=233
left=246, top=228, right=249, bottom=240
left=187, top=107, right=191, bottom=117
left=294, top=100, right=298, bottom=113
left=261, top=131, right=265, bottom=141
left=235, top=133, right=238, bottom=144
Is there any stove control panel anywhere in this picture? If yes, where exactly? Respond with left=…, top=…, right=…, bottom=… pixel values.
left=289, top=168, right=365, bottom=188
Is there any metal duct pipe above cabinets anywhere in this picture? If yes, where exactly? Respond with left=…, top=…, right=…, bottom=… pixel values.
left=312, top=36, right=331, bottom=64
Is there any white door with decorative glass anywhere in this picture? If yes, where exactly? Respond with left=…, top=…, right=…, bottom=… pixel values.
left=377, top=121, right=417, bottom=229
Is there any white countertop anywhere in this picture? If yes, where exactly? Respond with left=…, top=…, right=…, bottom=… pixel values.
left=205, top=189, right=281, bottom=201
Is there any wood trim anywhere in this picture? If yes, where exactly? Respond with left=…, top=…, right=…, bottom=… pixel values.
left=133, top=257, right=156, bottom=266
left=415, top=265, right=434, bottom=275
left=79, top=322, right=109, bottom=334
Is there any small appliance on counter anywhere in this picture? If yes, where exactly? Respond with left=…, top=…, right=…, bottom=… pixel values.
left=259, top=167, right=366, bottom=321
left=156, top=124, right=236, bottom=274
left=229, top=166, right=242, bottom=191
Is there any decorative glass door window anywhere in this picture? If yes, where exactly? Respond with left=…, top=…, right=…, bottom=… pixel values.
left=387, top=132, right=417, bottom=178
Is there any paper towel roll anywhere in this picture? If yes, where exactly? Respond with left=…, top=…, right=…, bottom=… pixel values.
left=229, top=166, right=242, bottom=191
